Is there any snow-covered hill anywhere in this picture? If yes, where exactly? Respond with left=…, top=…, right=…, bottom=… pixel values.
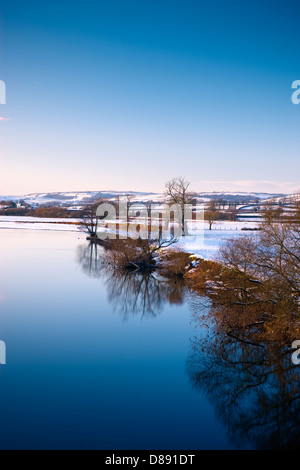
left=0, top=191, right=162, bottom=207
left=0, top=190, right=287, bottom=208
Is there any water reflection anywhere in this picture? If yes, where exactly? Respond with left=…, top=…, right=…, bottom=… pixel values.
left=77, top=242, right=300, bottom=449
left=77, top=243, right=104, bottom=278
left=186, top=302, right=300, bottom=449
left=77, top=243, right=185, bottom=319
left=105, top=270, right=185, bottom=319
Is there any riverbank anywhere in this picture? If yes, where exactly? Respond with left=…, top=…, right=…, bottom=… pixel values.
left=0, top=216, right=260, bottom=260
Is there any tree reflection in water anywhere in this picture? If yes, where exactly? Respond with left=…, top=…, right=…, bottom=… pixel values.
left=77, top=243, right=185, bottom=319
left=77, top=242, right=104, bottom=279
left=186, top=295, right=300, bottom=450
left=76, top=243, right=300, bottom=448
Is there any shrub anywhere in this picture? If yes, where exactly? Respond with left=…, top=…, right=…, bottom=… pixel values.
left=159, top=249, right=192, bottom=277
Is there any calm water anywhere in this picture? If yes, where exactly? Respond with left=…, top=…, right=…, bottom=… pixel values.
left=0, top=230, right=299, bottom=450
left=0, top=230, right=231, bottom=450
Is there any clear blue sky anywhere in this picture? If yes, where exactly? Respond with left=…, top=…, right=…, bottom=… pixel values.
left=0, top=0, right=299, bottom=195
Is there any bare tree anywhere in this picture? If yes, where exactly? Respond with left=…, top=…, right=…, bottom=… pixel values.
left=79, top=202, right=100, bottom=239
left=165, top=176, right=194, bottom=235
left=104, top=236, right=177, bottom=271
left=260, top=201, right=283, bottom=224
left=186, top=216, right=300, bottom=344
left=205, top=200, right=220, bottom=230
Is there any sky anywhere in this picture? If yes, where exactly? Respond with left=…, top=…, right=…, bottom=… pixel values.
left=0, top=0, right=299, bottom=195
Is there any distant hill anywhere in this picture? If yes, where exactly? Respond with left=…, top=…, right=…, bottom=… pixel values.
left=0, top=190, right=288, bottom=209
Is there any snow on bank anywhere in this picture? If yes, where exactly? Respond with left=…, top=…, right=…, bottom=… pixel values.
left=0, top=217, right=259, bottom=260
left=0, top=216, right=81, bottom=232
left=175, top=220, right=259, bottom=260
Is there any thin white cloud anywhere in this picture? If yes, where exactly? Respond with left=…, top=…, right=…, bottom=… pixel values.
left=0, top=117, right=10, bottom=121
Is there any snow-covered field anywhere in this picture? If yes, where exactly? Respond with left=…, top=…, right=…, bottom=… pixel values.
left=0, top=217, right=259, bottom=260
left=0, top=216, right=81, bottom=232
left=173, top=220, right=259, bottom=259
left=176, top=221, right=259, bottom=260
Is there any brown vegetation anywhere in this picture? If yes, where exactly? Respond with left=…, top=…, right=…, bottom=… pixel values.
left=185, top=215, right=300, bottom=345
left=103, top=237, right=177, bottom=271
left=158, top=249, right=192, bottom=278
left=28, top=207, right=71, bottom=218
